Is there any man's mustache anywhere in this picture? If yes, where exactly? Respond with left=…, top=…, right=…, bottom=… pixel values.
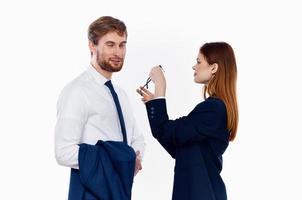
left=109, top=56, right=123, bottom=61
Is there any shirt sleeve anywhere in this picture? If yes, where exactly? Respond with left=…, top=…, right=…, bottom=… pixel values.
left=54, top=85, right=88, bottom=169
left=120, top=90, right=146, bottom=160
left=129, top=116, right=146, bottom=160
left=145, top=98, right=228, bottom=147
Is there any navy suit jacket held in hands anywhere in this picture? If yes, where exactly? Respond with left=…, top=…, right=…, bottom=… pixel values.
left=68, top=140, right=136, bottom=200
left=145, top=97, right=230, bottom=200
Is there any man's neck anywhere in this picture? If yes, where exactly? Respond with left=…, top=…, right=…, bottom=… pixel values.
left=90, top=62, right=112, bottom=80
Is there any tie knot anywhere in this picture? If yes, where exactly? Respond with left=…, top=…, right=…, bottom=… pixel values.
left=105, top=80, right=114, bottom=91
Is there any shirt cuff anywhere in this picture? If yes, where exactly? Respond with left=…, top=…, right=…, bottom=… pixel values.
left=152, top=96, right=165, bottom=100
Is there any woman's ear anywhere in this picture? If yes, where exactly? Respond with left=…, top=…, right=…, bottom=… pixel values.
left=211, top=63, right=219, bottom=74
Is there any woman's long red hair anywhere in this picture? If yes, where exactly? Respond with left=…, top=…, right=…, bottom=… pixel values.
left=200, top=42, right=238, bottom=141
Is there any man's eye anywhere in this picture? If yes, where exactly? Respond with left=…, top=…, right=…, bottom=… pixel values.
left=107, top=44, right=114, bottom=47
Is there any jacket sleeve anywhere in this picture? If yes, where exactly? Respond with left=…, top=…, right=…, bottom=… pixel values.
left=144, top=99, right=175, bottom=158
left=145, top=98, right=228, bottom=147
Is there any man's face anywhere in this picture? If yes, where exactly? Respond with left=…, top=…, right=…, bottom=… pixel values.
left=92, top=31, right=127, bottom=72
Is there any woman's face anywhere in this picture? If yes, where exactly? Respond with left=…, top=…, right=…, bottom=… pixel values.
left=192, top=53, right=217, bottom=84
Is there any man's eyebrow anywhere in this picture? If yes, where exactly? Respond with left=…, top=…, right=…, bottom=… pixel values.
left=105, top=41, right=127, bottom=44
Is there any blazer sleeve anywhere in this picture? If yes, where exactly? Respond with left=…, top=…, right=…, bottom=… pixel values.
left=145, top=98, right=229, bottom=147
left=145, top=100, right=176, bottom=158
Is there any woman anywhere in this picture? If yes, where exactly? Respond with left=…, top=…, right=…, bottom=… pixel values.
left=137, top=42, right=238, bottom=200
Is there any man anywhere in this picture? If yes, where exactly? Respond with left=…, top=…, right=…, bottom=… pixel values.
left=55, top=16, right=145, bottom=199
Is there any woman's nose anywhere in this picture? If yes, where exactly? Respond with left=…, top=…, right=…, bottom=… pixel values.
left=192, top=65, right=196, bottom=70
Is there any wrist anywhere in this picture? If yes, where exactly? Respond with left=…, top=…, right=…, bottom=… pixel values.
left=154, top=85, right=166, bottom=97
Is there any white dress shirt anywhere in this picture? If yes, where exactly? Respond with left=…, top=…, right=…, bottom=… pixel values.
left=55, top=65, right=146, bottom=169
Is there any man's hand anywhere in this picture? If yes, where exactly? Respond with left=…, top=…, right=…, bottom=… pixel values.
left=134, top=151, right=142, bottom=176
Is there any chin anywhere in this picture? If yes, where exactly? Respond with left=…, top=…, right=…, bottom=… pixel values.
left=109, top=64, right=122, bottom=72
left=194, top=79, right=203, bottom=84
left=111, top=63, right=123, bottom=69
left=115, top=66, right=123, bottom=71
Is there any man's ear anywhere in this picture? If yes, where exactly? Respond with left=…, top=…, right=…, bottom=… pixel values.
left=88, top=41, right=96, bottom=54
left=211, top=63, right=219, bottom=74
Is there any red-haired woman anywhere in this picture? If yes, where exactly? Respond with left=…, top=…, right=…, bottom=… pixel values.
left=138, top=42, right=238, bottom=200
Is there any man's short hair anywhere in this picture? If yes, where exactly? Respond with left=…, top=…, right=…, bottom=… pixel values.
left=88, top=16, right=127, bottom=45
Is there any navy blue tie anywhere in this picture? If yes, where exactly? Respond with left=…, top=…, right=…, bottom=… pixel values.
left=105, top=80, right=128, bottom=143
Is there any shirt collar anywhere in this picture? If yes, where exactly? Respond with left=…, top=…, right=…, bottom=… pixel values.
left=87, top=64, right=110, bottom=86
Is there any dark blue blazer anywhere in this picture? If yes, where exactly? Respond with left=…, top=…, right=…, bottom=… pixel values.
left=146, top=97, right=230, bottom=200
left=68, top=140, right=136, bottom=200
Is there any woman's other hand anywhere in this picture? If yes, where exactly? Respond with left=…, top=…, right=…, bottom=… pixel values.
left=136, top=86, right=155, bottom=103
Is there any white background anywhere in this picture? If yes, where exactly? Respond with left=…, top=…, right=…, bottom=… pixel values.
left=1, top=0, right=301, bottom=199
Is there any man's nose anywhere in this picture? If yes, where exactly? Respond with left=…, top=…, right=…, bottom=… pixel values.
left=113, top=46, right=124, bottom=57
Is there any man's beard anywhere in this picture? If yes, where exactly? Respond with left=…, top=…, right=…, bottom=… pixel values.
left=96, top=51, right=124, bottom=72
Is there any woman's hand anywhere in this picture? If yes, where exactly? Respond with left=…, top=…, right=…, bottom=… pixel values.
left=136, top=86, right=155, bottom=103
left=149, top=66, right=166, bottom=90
left=136, top=66, right=166, bottom=103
